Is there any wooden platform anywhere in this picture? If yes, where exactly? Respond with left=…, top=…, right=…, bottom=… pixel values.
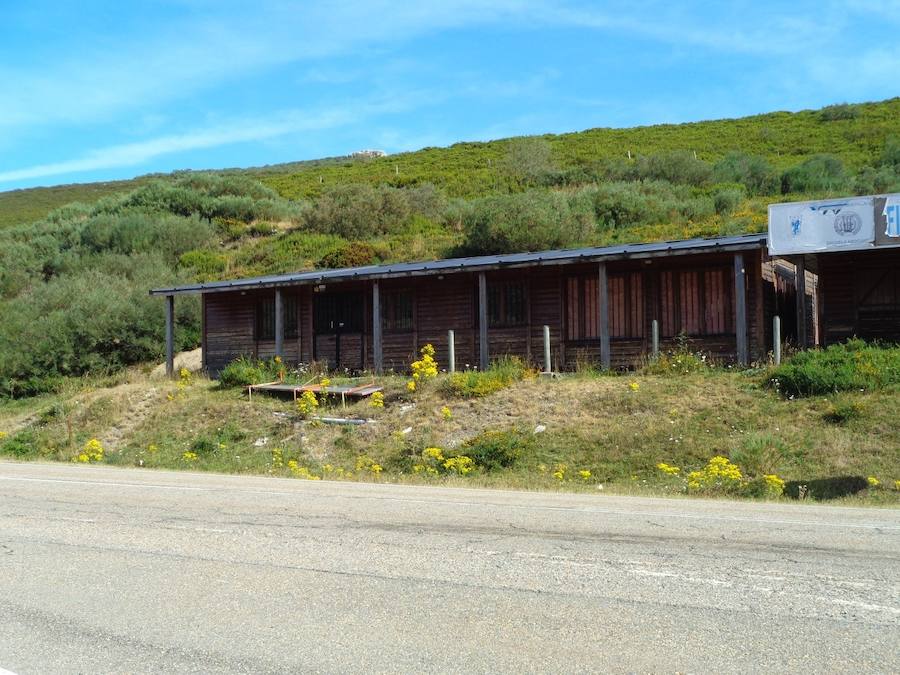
left=247, top=381, right=383, bottom=406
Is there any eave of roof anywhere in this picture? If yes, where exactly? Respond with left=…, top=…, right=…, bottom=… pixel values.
left=150, top=232, right=768, bottom=296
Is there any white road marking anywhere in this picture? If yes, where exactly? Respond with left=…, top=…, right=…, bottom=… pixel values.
left=1, top=474, right=898, bottom=531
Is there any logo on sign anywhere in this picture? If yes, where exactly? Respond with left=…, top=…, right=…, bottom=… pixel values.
left=790, top=217, right=801, bottom=236
left=833, top=211, right=862, bottom=236
left=886, top=203, right=900, bottom=238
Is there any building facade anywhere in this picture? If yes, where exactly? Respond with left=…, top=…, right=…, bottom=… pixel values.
left=152, top=234, right=782, bottom=376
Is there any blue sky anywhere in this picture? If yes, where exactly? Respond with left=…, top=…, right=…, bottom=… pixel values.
left=2, top=0, right=899, bottom=191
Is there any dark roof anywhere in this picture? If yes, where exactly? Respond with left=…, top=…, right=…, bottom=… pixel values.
left=150, top=232, right=767, bottom=296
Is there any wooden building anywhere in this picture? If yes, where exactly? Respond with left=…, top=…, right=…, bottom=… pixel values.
left=768, top=193, right=900, bottom=347
left=151, top=233, right=778, bottom=376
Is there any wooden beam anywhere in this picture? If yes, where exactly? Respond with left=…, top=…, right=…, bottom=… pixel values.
left=274, top=288, right=284, bottom=359
left=372, top=281, right=383, bottom=374
left=200, top=294, right=207, bottom=372
left=795, top=255, right=807, bottom=349
left=478, top=272, right=489, bottom=370
left=165, top=294, right=175, bottom=378
left=734, top=253, right=748, bottom=366
left=598, top=262, right=610, bottom=369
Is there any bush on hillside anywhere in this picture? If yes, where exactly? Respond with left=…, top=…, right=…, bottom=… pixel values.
left=317, top=241, right=379, bottom=269
left=713, top=187, right=744, bottom=215
left=461, top=429, right=530, bottom=471
left=304, top=183, right=433, bottom=238
left=442, top=356, right=530, bottom=397
left=635, top=150, right=712, bottom=186
left=218, top=356, right=283, bottom=388
left=767, top=339, right=900, bottom=397
left=0, top=255, right=200, bottom=397
left=781, top=154, right=849, bottom=194
left=712, top=151, right=778, bottom=195
left=461, top=190, right=593, bottom=254
left=502, top=138, right=557, bottom=186
left=819, top=103, right=860, bottom=122
left=586, top=181, right=714, bottom=230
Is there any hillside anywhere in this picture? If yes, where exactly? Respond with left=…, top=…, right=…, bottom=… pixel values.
left=2, top=98, right=899, bottom=227
left=1, top=98, right=899, bottom=398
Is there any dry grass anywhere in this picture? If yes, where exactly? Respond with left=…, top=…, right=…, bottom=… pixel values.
left=1, top=367, right=898, bottom=504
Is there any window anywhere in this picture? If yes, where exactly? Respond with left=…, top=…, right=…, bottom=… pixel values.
left=382, top=290, right=413, bottom=332
left=660, top=268, right=734, bottom=337
left=567, top=272, right=644, bottom=340
left=256, top=295, right=298, bottom=340
left=488, top=282, right=526, bottom=327
left=313, top=292, right=364, bottom=333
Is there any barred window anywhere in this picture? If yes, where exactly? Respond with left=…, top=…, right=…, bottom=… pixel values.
left=488, top=282, right=526, bottom=327
left=383, top=290, right=413, bottom=332
left=256, top=295, right=298, bottom=340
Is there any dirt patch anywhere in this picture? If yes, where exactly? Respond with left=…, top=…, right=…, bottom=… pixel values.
left=150, top=348, right=203, bottom=379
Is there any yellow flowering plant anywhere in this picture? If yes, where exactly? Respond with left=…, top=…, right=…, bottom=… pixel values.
left=75, top=438, right=104, bottom=463
left=408, top=344, right=438, bottom=394
left=369, top=391, right=385, bottom=408
left=296, top=389, right=319, bottom=418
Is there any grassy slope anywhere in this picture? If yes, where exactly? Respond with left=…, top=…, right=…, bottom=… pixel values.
left=258, top=98, right=900, bottom=199
left=1, top=369, right=897, bottom=504
left=2, top=98, right=898, bottom=228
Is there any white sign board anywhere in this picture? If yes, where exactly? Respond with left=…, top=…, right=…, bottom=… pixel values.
left=768, top=196, right=876, bottom=255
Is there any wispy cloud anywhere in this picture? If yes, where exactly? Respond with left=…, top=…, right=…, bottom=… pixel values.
left=0, top=91, right=436, bottom=184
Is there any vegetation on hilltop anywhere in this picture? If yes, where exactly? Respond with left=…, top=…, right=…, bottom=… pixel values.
left=1, top=100, right=900, bottom=396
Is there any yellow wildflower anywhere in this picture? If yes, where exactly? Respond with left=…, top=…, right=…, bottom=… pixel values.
left=443, top=455, right=475, bottom=475
left=867, top=476, right=880, bottom=488
left=578, top=469, right=592, bottom=480
left=440, top=406, right=453, bottom=421
left=629, top=381, right=640, bottom=391
left=182, top=451, right=198, bottom=462
left=369, top=391, right=385, bottom=408
left=656, top=462, right=680, bottom=476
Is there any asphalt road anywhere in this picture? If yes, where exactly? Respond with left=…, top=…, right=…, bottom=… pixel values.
left=0, top=462, right=898, bottom=674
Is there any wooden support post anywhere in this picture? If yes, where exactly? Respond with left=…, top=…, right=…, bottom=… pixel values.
left=478, top=272, right=489, bottom=371
left=651, top=319, right=659, bottom=358
left=598, top=262, right=610, bottom=369
left=165, top=294, right=175, bottom=378
left=795, top=256, right=807, bottom=349
left=372, top=281, right=383, bottom=374
left=543, top=325, right=552, bottom=374
left=773, top=315, right=782, bottom=365
left=448, top=330, right=456, bottom=373
left=734, top=253, right=748, bottom=366
left=274, top=288, right=284, bottom=359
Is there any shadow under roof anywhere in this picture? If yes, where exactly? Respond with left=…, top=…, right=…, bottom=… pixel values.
left=150, top=232, right=768, bottom=296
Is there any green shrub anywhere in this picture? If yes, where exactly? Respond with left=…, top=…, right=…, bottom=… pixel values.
left=730, top=434, right=791, bottom=476
left=635, top=150, right=712, bottom=186
left=713, top=187, right=744, bottom=215
left=461, top=429, right=529, bottom=471
left=822, top=399, right=865, bottom=424
left=317, top=241, right=378, bottom=269
left=0, top=430, right=39, bottom=458
left=712, top=152, right=777, bottom=195
left=443, top=356, right=529, bottom=397
left=767, top=339, right=900, bottom=397
left=642, top=337, right=711, bottom=375
left=179, top=249, right=227, bottom=280
left=781, top=154, right=848, bottom=194
left=461, top=190, right=592, bottom=254
left=218, top=356, right=282, bottom=388
left=819, top=103, right=859, bottom=121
